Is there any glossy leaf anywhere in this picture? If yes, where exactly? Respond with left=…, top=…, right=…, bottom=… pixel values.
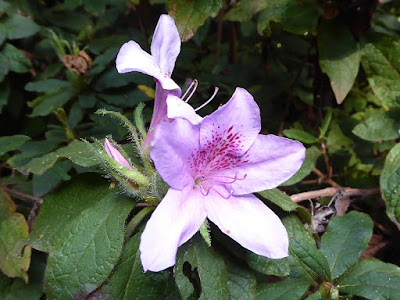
left=258, top=188, right=298, bottom=211
left=320, top=211, right=373, bottom=279
left=3, top=14, right=40, bottom=40
left=283, top=215, right=331, bottom=283
left=1, top=43, right=31, bottom=73
left=224, top=0, right=267, bottom=22
left=380, top=142, right=400, bottom=224
left=169, top=0, right=223, bottom=41
left=25, top=80, right=72, bottom=92
left=338, top=258, right=400, bottom=300
left=245, top=252, right=289, bottom=277
left=0, top=190, right=31, bottom=282
left=319, top=21, right=360, bottom=104
left=28, top=88, right=76, bottom=117
left=256, top=278, right=310, bottom=300
left=21, top=140, right=100, bottom=175
left=282, top=128, right=318, bottom=144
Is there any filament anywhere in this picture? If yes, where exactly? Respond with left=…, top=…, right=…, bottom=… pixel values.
left=195, top=87, right=219, bottom=112
left=181, top=79, right=198, bottom=103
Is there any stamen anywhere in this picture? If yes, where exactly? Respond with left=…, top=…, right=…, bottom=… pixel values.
left=181, top=79, right=198, bottom=103
left=199, top=185, right=211, bottom=196
left=201, top=173, right=247, bottom=185
left=212, top=187, right=233, bottom=199
left=195, top=87, right=219, bottom=112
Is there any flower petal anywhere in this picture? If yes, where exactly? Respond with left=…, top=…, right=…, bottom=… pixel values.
left=150, top=118, right=200, bottom=189
left=204, top=188, right=289, bottom=259
left=200, top=88, right=261, bottom=156
left=227, top=134, right=305, bottom=195
left=115, top=40, right=180, bottom=91
left=104, top=138, right=131, bottom=169
left=167, top=94, right=203, bottom=125
left=151, top=14, right=181, bottom=75
left=140, top=187, right=206, bottom=272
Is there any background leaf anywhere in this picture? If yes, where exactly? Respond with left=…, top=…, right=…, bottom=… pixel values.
left=0, top=135, right=30, bottom=156
left=256, top=278, right=310, bottom=300
left=319, top=21, right=360, bottom=104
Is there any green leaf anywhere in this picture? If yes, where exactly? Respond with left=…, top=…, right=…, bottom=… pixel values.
left=0, top=80, right=10, bottom=112
left=175, top=234, right=229, bottom=300
left=352, top=109, right=400, bottom=142
left=282, top=146, right=321, bottom=186
left=29, top=88, right=76, bottom=117
left=0, top=273, right=43, bottom=300
left=24, top=79, right=72, bottom=92
left=44, top=179, right=134, bottom=299
left=226, top=261, right=256, bottom=300
left=224, top=0, right=267, bottom=22
left=319, top=111, right=332, bottom=138
left=0, top=190, right=31, bottom=282
left=361, top=34, right=400, bottom=108
left=257, top=0, right=319, bottom=36
left=256, top=278, right=310, bottom=300
left=0, top=135, right=31, bottom=156
left=1, top=43, right=31, bottom=73
left=90, top=233, right=180, bottom=300
left=319, top=21, right=361, bottom=104
left=245, top=252, right=289, bottom=277
left=320, top=211, right=373, bottom=279
left=28, top=174, right=124, bottom=252
left=380, top=142, right=400, bottom=224
left=258, top=188, right=298, bottom=211
left=4, top=14, right=40, bottom=40
left=169, top=0, right=223, bottom=42
left=282, top=128, right=318, bottom=144
left=0, top=23, right=6, bottom=46
left=283, top=215, right=331, bottom=283
left=21, top=140, right=100, bottom=175
left=338, top=258, right=400, bottom=300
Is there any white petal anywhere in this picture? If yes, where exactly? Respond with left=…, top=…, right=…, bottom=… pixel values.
left=204, top=187, right=289, bottom=259
left=116, top=40, right=179, bottom=91
left=140, top=187, right=206, bottom=272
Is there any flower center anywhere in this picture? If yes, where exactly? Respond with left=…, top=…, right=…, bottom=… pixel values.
left=194, top=173, right=247, bottom=199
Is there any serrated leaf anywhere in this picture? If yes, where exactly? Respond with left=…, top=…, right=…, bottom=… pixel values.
left=29, top=88, right=76, bottom=117
left=283, top=215, right=331, bottom=283
left=4, top=14, right=40, bottom=40
left=256, top=278, right=310, bottom=300
left=24, top=79, right=72, bottom=92
left=226, top=261, right=256, bottom=300
left=175, top=234, right=229, bottom=300
left=169, top=0, right=223, bottom=42
left=21, top=140, right=100, bottom=175
left=89, top=233, right=180, bottom=300
left=1, top=43, right=31, bottom=73
left=0, top=135, right=31, bottom=156
left=282, top=146, right=321, bottom=186
left=338, top=258, right=400, bottom=300
left=28, top=174, right=124, bottom=252
left=380, top=142, right=400, bottom=224
left=44, top=179, right=134, bottom=299
left=258, top=188, right=298, bottom=211
left=319, top=21, right=360, bottom=104
left=352, top=109, right=400, bottom=142
left=361, top=34, right=400, bottom=108
left=0, top=190, right=31, bottom=282
left=282, top=128, right=318, bottom=144
left=320, top=211, right=373, bottom=279
left=257, top=0, right=319, bottom=36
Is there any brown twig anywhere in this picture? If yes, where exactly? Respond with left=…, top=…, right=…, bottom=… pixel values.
left=312, top=168, right=340, bottom=188
left=290, top=186, right=380, bottom=203
left=1, top=186, right=43, bottom=204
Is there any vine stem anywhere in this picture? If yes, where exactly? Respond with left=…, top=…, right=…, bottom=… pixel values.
left=290, top=186, right=380, bottom=203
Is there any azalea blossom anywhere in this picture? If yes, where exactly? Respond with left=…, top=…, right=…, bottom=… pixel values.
left=104, top=138, right=131, bottom=169
left=116, top=14, right=182, bottom=149
left=140, top=88, right=306, bottom=272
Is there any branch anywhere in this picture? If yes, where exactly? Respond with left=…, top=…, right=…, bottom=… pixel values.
left=0, top=185, right=43, bottom=205
left=290, top=187, right=380, bottom=203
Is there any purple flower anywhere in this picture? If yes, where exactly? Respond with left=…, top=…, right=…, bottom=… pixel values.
left=104, top=138, right=131, bottom=169
left=140, top=88, right=306, bottom=272
left=116, top=15, right=182, bottom=149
